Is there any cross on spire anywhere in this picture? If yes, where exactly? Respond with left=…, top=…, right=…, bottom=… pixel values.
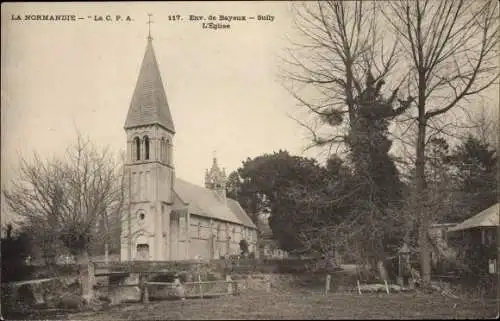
left=147, top=13, right=154, bottom=41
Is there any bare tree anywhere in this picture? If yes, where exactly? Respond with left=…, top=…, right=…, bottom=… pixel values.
left=468, top=105, right=499, bottom=148
left=383, top=0, right=498, bottom=285
left=3, top=133, right=126, bottom=264
left=281, top=1, right=414, bottom=154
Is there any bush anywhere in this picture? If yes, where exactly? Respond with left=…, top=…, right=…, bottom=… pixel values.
left=239, top=239, right=249, bottom=255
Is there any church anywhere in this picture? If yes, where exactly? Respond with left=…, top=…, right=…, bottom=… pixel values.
left=119, top=32, right=258, bottom=261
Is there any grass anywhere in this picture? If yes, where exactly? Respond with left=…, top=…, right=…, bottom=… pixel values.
left=9, top=289, right=498, bottom=320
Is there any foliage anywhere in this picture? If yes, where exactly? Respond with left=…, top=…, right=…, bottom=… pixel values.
left=383, top=0, right=498, bottom=285
left=1, top=224, right=34, bottom=282
left=239, top=239, right=249, bottom=256
left=227, top=147, right=408, bottom=267
left=416, top=134, right=497, bottom=224
left=283, top=0, right=498, bottom=285
left=447, top=134, right=497, bottom=220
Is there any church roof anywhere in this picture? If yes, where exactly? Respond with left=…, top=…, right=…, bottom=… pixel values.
left=124, top=38, right=175, bottom=133
left=174, top=178, right=257, bottom=229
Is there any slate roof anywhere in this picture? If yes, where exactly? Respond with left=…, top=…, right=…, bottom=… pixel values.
left=448, top=203, right=499, bottom=232
left=124, top=38, right=175, bottom=133
left=174, top=178, right=257, bottom=229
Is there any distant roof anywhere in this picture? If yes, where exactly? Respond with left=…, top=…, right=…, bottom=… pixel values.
left=124, top=38, right=175, bottom=133
left=174, top=178, right=256, bottom=229
left=430, top=222, right=458, bottom=229
left=448, top=203, right=499, bottom=232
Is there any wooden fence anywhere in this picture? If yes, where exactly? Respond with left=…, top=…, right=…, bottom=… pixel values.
left=87, top=261, right=239, bottom=303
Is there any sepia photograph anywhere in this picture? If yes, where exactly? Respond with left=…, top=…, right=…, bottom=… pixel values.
left=1, top=1, right=498, bottom=319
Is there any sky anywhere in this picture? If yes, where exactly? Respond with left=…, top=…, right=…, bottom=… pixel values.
left=1, top=2, right=498, bottom=225
left=1, top=2, right=313, bottom=193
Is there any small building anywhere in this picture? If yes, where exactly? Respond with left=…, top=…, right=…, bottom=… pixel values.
left=447, top=203, right=499, bottom=274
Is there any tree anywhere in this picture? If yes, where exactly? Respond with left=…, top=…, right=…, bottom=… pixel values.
left=383, top=0, right=498, bottom=285
left=227, top=151, right=333, bottom=250
left=281, top=1, right=414, bottom=264
left=282, top=1, right=416, bottom=149
left=448, top=134, right=497, bottom=221
left=3, top=133, right=126, bottom=264
left=227, top=151, right=323, bottom=223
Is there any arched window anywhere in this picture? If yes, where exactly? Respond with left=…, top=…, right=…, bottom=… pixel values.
left=134, top=137, right=141, bottom=161
left=160, top=137, right=166, bottom=162
left=165, top=139, right=169, bottom=164
left=144, top=136, right=150, bottom=160
left=216, top=225, right=221, bottom=241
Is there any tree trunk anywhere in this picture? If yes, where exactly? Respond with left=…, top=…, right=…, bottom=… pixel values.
left=75, top=250, right=91, bottom=301
left=497, top=107, right=500, bottom=295
left=416, top=117, right=431, bottom=286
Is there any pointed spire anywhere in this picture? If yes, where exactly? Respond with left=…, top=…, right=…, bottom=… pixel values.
left=124, top=15, right=175, bottom=133
left=205, top=154, right=227, bottom=193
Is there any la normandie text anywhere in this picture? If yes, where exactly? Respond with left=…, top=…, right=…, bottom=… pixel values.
left=12, top=14, right=77, bottom=21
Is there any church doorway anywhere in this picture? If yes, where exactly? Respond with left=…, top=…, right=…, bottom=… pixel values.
left=136, top=243, right=150, bottom=261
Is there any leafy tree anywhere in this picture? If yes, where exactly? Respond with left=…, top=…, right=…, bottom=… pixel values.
left=448, top=134, right=497, bottom=221
left=227, top=150, right=324, bottom=222
left=227, top=151, right=335, bottom=251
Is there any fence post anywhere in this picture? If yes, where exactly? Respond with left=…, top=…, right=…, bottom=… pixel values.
left=198, top=274, right=203, bottom=299
left=232, top=279, right=239, bottom=295
left=226, top=275, right=233, bottom=294
left=325, top=274, right=331, bottom=296
left=88, top=262, right=95, bottom=300
left=140, top=274, right=149, bottom=304
left=384, top=280, right=390, bottom=294
left=80, top=262, right=95, bottom=303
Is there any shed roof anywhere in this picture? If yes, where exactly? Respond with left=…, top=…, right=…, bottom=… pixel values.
left=448, top=203, right=499, bottom=232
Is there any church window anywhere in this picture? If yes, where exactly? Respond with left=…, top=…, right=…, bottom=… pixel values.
left=165, top=139, right=170, bottom=164
left=179, top=217, right=186, bottom=240
left=144, top=136, right=150, bottom=160
left=160, top=138, right=166, bottom=162
left=134, top=137, right=141, bottom=161
left=216, top=225, right=221, bottom=241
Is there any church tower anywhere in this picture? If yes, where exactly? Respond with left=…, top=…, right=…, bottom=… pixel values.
left=121, top=27, right=175, bottom=261
left=204, top=155, right=227, bottom=202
